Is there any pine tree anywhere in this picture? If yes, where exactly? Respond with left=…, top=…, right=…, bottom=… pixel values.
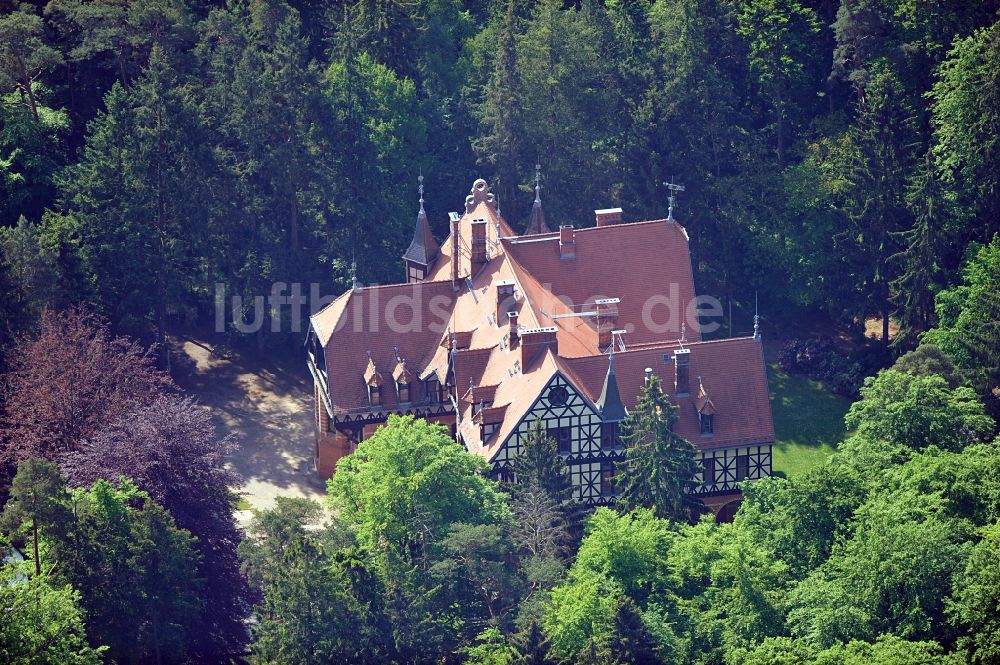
left=509, top=620, right=557, bottom=665
left=617, top=374, right=703, bottom=522
left=602, top=597, right=661, bottom=664
left=841, top=64, right=917, bottom=348
left=890, top=151, right=947, bottom=347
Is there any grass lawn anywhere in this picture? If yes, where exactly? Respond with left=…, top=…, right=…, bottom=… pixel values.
left=768, top=364, right=852, bottom=478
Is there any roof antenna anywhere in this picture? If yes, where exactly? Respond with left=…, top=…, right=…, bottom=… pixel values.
left=663, top=176, right=685, bottom=222
left=753, top=291, right=760, bottom=340
left=680, top=321, right=687, bottom=345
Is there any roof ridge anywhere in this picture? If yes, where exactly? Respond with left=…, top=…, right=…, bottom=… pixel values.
left=347, top=278, right=453, bottom=293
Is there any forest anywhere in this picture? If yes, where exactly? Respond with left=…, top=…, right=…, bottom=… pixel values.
left=2, top=0, right=1000, bottom=663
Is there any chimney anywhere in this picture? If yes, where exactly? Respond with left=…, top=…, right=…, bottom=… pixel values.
left=644, top=367, right=653, bottom=387
left=598, top=323, right=612, bottom=350
left=559, top=225, right=575, bottom=259
left=674, top=348, right=691, bottom=395
left=471, top=218, right=488, bottom=273
left=595, top=207, right=623, bottom=227
left=520, top=326, right=558, bottom=368
left=450, top=212, right=461, bottom=288
left=496, top=279, right=515, bottom=327
left=508, top=311, right=519, bottom=346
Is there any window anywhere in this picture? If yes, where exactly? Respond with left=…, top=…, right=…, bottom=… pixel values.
left=701, top=457, right=716, bottom=485
left=601, top=422, right=620, bottom=450
left=699, top=413, right=714, bottom=436
left=601, top=461, right=617, bottom=496
left=397, top=382, right=410, bottom=403
left=550, top=426, right=572, bottom=454
left=735, top=455, right=750, bottom=482
left=547, top=385, right=569, bottom=406
left=407, top=265, right=425, bottom=283
left=481, top=422, right=499, bottom=440
left=425, top=378, right=439, bottom=403
left=368, top=385, right=382, bottom=407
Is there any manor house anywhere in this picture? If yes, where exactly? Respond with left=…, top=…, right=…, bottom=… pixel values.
left=307, top=177, right=774, bottom=517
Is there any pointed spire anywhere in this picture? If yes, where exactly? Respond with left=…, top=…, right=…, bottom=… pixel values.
left=402, top=174, right=440, bottom=266
left=525, top=163, right=550, bottom=235
left=596, top=346, right=628, bottom=422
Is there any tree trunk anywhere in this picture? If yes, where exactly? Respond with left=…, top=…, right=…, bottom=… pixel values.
left=882, top=283, right=891, bottom=349
left=32, top=517, right=40, bottom=577
left=21, top=76, right=39, bottom=123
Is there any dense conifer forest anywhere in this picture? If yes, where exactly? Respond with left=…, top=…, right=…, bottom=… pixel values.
left=2, top=0, right=1000, bottom=663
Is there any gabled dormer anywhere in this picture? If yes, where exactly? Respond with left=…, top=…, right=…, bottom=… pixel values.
left=391, top=349, right=414, bottom=404
left=696, top=377, right=715, bottom=436
left=363, top=353, right=384, bottom=407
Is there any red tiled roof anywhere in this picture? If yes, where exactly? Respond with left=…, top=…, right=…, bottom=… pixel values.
left=560, top=337, right=774, bottom=449
left=311, top=280, right=457, bottom=413
left=503, top=219, right=699, bottom=355
left=311, top=179, right=772, bottom=459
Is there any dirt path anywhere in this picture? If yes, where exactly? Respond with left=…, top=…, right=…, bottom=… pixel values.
left=170, top=338, right=325, bottom=522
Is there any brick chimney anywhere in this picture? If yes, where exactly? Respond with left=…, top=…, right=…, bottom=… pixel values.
left=674, top=348, right=691, bottom=394
left=520, top=326, right=558, bottom=368
left=559, top=225, right=575, bottom=259
left=471, top=218, right=488, bottom=272
left=508, top=311, right=519, bottom=346
left=450, top=212, right=461, bottom=288
left=595, top=208, right=623, bottom=227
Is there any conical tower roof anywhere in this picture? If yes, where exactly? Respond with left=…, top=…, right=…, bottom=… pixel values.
left=596, top=350, right=628, bottom=422
left=524, top=165, right=550, bottom=235
left=403, top=177, right=439, bottom=265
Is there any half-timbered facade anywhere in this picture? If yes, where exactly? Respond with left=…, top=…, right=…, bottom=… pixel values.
left=307, top=177, right=775, bottom=515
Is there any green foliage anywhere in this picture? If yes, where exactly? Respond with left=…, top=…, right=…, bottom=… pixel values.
left=239, top=498, right=382, bottom=664
left=1, top=459, right=203, bottom=664
left=845, top=369, right=994, bottom=452
left=0, top=564, right=105, bottom=665
left=892, top=343, right=964, bottom=388
left=923, top=235, right=1000, bottom=418
left=327, top=415, right=511, bottom=561
left=931, top=20, right=1000, bottom=240
left=949, top=521, right=1000, bottom=663
left=618, top=373, right=703, bottom=521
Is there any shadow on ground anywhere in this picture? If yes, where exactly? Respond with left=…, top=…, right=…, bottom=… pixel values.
left=169, top=337, right=326, bottom=515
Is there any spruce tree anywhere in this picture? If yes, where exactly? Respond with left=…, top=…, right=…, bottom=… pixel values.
left=617, top=374, right=702, bottom=522
left=509, top=420, right=573, bottom=504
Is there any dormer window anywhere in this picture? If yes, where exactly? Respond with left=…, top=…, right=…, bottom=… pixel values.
left=699, top=413, right=714, bottom=435
left=695, top=377, right=715, bottom=436
left=426, top=377, right=440, bottom=403
left=362, top=354, right=384, bottom=409
left=391, top=349, right=414, bottom=405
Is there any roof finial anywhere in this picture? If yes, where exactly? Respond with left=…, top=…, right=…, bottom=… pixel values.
left=418, top=173, right=425, bottom=215
left=753, top=291, right=760, bottom=340
left=351, top=247, right=359, bottom=291
left=663, top=176, right=685, bottom=222
left=534, top=163, right=542, bottom=203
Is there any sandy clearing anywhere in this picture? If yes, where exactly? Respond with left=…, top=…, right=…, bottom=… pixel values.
left=170, top=338, right=325, bottom=522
